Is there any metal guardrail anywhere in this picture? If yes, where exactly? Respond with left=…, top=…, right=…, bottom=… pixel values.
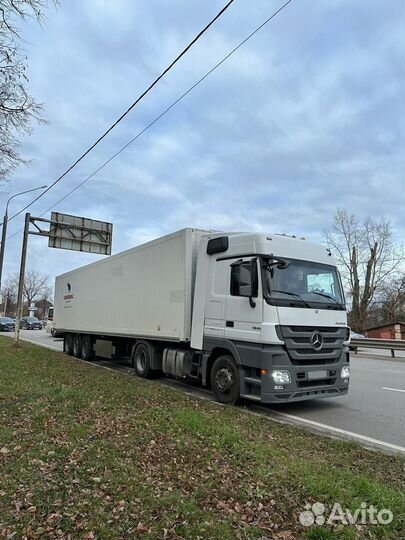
left=350, top=338, right=405, bottom=358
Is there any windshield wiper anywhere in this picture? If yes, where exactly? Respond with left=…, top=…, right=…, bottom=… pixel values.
left=271, top=289, right=312, bottom=308
left=309, top=291, right=345, bottom=310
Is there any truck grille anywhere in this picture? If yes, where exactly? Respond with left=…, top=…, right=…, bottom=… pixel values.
left=279, top=325, right=346, bottom=366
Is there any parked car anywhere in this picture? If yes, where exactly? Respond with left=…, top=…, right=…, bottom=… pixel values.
left=0, top=317, right=15, bottom=332
left=350, top=331, right=365, bottom=339
left=349, top=331, right=365, bottom=352
left=20, top=316, right=43, bottom=330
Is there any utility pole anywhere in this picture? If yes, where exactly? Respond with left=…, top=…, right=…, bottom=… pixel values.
left=14, top=213, right=30, bottom=345
left=0, top=211, right=7, bottom=310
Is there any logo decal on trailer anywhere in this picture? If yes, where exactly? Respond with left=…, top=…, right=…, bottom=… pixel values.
left=64, top=282, right=74, bottom=302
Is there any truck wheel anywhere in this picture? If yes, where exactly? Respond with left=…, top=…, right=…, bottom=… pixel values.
left=81, top=335, right=94, bottom=361
left=72, top=334, right=82, bottom=358
left=133, top=341, right=154, bottom=378
left=211, top=355, right=240, bottom=405
left=64, top=333, right=74, bottom=355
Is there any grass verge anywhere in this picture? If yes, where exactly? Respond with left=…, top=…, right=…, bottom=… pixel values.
left=0, top=337, right=404, bottom=540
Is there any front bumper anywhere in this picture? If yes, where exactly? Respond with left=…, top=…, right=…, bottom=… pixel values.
left=261, top=383, right=349, bottom=403
left=238, top=343, right=350, bottom=404
left=261, top=347, right=349, bottom=403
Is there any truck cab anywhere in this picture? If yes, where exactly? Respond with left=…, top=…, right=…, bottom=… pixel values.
left=191, top=232, right=350, bottom=404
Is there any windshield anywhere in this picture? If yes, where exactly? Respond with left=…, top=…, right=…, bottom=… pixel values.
left=0, top=317, right=14, bottom=323
left=26, top=317, right=39, bottom=322
left=263, top=257, right=345, bottom=310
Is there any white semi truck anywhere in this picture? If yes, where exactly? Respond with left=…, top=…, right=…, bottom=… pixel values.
left=54, top=228, right=350, bottom=404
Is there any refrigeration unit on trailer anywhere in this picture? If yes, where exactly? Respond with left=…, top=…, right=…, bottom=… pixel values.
left=54, top=228, right=351, bottom=404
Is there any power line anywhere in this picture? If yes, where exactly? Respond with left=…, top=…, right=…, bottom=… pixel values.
left=7, top=0, right=295, bottom=241
left=1, top=0, right=236, bottom=228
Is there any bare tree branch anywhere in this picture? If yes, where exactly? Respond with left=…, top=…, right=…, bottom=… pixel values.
left=0, top=0, right=57, bottom=181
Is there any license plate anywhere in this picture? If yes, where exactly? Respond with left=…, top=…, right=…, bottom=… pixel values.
left=308, top=370, right=327, bottom=380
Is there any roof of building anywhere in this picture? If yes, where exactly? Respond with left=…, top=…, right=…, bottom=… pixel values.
left=366, top=321, right=405, bottom=331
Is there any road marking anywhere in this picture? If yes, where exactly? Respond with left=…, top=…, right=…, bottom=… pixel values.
left=382, top=387, right=405, bottom=393
left=265, top=410, right=405, bottom=455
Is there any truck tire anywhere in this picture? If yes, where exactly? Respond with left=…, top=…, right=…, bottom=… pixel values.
left=72, top=334, right=82, bottom=358
left=81, top=335, right=94, bottom=361
left=64, top=333, right=74, bottom=356
left=211, top=355, right=240, bottom=405
left=133, top=341, right=154, bottom=378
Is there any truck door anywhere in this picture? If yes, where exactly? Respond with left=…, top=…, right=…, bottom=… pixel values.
left=225, top=258, right=263, bottom=342
left=203, top=259, right=229, bottom=338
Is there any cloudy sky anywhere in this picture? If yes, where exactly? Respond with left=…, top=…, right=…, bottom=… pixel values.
left=1, top=0, right=403, bottom=288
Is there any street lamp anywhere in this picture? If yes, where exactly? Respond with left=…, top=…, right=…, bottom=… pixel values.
left=0, top=186, right=47, bottom=311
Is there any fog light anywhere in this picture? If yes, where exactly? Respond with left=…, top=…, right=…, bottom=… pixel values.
left=271, top=370, right=291, bottom=384
left=274, top=385, right=285, bottom=390
left=341, top=366, right=350, bottom=379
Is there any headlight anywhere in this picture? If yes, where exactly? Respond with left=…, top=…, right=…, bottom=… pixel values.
left=341, top=366, right=350, bottom=379
left=271, top=370, right=291, bottom=384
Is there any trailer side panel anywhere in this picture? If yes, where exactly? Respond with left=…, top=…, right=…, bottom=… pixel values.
left=54, top=228, right=205, bottom=341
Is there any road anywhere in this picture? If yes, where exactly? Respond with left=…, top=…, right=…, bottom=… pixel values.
left=3, top=329, right=405, bottom=456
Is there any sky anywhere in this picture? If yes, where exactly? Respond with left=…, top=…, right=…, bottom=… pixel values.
left=0, top=0, right=404, bottom=291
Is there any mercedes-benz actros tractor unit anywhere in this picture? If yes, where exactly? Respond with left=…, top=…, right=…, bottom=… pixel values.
left=54, top=228, right=350, bottom=404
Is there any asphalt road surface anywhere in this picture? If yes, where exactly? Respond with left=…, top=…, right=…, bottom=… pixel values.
left=3, top=329, right=405, bottom=456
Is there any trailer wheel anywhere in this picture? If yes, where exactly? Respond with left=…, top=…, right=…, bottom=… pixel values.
left=64, top=333, right=74, bottom=356
left=133, top=341, right=154, bottom=378
left=81, top=335, right=94, bottom=361
left=211, top=355, right=240, bottom=405
left=72, top=334, right=82, bottom=358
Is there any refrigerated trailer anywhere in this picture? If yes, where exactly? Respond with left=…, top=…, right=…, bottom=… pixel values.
left=54, top=228, right=351, bottom=404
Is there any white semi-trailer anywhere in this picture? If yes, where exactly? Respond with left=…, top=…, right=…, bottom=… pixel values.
left=54, top=228, right=350, bottom=404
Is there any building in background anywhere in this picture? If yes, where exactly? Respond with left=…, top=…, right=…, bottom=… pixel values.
left=366, top=321, right=405, bottom=340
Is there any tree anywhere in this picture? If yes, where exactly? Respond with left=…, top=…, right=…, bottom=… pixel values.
left=376, top=276, right=405, bottom=324
left=0, top=0, right=56, bottom=181
left=7, top=268, right=51, bottom=313
left=21, top=268, right=50, bottom=306
left=325, top=209, right=404, bottom=333
left=0, top=273, right=16, bottom=315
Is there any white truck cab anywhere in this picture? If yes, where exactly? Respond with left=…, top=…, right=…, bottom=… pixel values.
left=190, top=232, right=349, bottom=403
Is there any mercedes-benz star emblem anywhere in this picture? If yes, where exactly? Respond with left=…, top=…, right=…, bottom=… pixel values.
left=311, top=331, right=323, bottom=351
